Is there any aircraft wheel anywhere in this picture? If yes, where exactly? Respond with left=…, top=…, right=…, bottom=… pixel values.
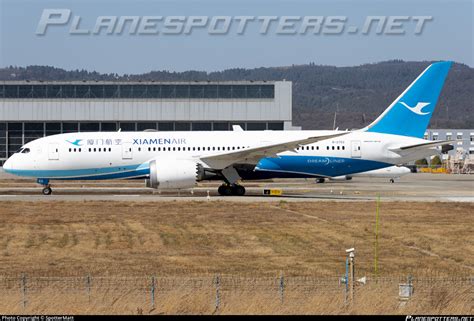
left=390, top=179, right=395, bottom=183
left=231, top=184, right=246, bottom=196
left=218, top=185, right=233, bottom=196
left=316, top=178, right=325, bottom=184
left=42, top=186, right=52, bottom=195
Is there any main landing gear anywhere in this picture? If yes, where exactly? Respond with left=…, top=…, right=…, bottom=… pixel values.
left=37, top=178, right=52, bottom=195
left=217, top=184, right=246, bottom=196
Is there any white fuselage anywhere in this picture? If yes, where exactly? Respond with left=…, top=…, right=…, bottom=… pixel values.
left=3, top=129, right=434, bottom=181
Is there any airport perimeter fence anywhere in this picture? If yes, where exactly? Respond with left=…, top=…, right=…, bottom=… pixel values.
left=0, top=274, right=472, bottom=313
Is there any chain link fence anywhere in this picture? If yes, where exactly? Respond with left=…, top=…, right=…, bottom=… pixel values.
left=0, top=274, right=472, bottom=314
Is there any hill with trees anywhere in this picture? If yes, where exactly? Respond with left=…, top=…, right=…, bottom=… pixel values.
left=0, top=60, right=472, bottom=129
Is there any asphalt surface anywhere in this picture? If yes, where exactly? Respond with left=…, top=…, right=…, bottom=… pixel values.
left=0, top=170, right=472, bottom=202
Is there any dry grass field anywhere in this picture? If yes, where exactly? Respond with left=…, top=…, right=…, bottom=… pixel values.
left=0, top=200, right=472, bottom=314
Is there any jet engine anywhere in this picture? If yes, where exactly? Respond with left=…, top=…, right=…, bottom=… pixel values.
left=146, top=159, right=203, bottom=189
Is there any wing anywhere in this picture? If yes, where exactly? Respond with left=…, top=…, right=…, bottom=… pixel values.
left=389, top=140, right=453, bottom=157
left=200, top=132, right=348, bottom=169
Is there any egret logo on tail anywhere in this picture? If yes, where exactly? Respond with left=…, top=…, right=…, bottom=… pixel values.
left=399, top=101, right=431, bottom=115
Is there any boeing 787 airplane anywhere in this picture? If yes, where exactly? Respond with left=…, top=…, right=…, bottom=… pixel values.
left=3, top=61, right=452, bottom=196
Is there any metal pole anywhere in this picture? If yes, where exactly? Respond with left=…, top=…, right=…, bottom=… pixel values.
left=345, top=257, right=349, bottom=306
left=151, top=276, right=156, bottom=310
left=349, top=252, right=355, bottom=304
left=21, top=273, right=27, bottom=309
left=279, top=275, right=284, bottom=304
left=214, top=275, right=221, bottom=312
left=374, top=194, right=380, bottom=276
left=86, top=274, right=91, bottom=304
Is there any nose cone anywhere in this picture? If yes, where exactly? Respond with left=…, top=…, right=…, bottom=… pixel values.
left=3, top=158, right=13, bottom=173
left=401, top=167, right=411, bottom=174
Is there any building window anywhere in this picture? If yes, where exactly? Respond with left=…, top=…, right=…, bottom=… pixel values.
left=192, top=123, right=212, bottom=131
left=247, top=123, right=266, bottom=131
left=432, top=134, right=438, bottom=140
left=457, top=133, right=463, bottom=140
left=267, top=122, right=284, bottom=130
left=213, top=123, right=229, bottom=131
left=175, top=123, right=190, bottom=131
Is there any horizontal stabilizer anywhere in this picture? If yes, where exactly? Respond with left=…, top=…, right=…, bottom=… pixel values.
left=389, top=140, right=453, bottom=156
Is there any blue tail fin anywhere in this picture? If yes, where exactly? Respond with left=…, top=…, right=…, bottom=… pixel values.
left=366, top=61, right=452, bottom=138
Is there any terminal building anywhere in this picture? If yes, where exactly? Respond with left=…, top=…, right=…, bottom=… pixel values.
left=0, top=80, right=297, bottom=164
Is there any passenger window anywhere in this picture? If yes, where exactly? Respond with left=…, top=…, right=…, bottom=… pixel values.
left=79, top=148, right=82, bottom=152
left=158, top=147, right=161, bottom=151
left=89, top=148, right=91, bottom=152
left=138, top=147, right=141, bottom=152
left=94, top=148, right=97, bottom=152
left=337, top=146, right=340, bottom=150
left=69, top=148, right=71, bottom=152
left=108, top=148, right=111, bottom=152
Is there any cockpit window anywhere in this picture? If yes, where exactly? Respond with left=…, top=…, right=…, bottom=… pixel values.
left=21, top=148, right=30, bottom=154
left=15, top=148, right=24, bottom=153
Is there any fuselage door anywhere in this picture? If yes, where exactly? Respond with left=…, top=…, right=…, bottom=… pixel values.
left=122, top=143, right=133, bottom=159
left=48, top=143, right=59, bottom=160
left=351, top=141, right=361, bottom=158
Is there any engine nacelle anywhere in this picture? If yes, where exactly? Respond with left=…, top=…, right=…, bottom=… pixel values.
left=329, top=175, right=353, bottom=181
left=146, top=159, right=201, bottom=190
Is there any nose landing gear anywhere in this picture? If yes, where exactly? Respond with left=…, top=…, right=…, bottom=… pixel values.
left=42, top=186, right=52, bottom=195
left=37, top=178, right=52, bottom=195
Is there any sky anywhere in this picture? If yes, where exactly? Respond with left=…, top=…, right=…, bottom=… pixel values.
left=0, top=0, right=472, bottom=74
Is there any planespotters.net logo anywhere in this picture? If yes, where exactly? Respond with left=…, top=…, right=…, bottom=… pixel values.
left=406, top=316, right=474, bottom=321
left=35, top=9, right=434, bottom=36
